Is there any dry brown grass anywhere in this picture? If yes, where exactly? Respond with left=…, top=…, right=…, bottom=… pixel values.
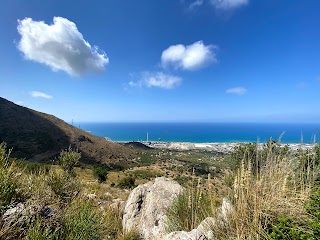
left=211, top=144, right=317, bottom=239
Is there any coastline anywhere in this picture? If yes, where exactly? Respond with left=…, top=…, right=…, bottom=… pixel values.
left=115, top=140, right=317, bottom=153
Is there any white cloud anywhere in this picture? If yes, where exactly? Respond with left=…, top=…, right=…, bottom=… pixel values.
left=225, top=87, right=247, bottom=95
left=17, top=17, right=109, bottom=76
left=30, top=91, right=53, bottom=99
left=161, top=41, right=217, bottom=71
left=210, top=0, right=248, bottom=10
left=129, top=72, right=182, bottom=89
left=189, top=0, right=204, bottom=9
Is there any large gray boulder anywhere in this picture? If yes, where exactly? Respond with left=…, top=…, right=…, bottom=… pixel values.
left=122, top=177, right=183, bottom=240
left=162, top=229, right=207, bottom=240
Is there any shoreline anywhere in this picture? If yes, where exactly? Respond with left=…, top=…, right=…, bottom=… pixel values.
left=115, top=140, right=317, bottom=153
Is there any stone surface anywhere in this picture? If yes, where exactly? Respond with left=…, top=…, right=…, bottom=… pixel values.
left=162, top=229, right=207, bottom=240
left=2, top=203, right=26, bottom=227
left=197, top=217, right=217, bottom=240
left=122, top=177, right=183, bottom=240
left=110, top=198, right=126, bottom=211
left=221, top=197, right=233, bottom=222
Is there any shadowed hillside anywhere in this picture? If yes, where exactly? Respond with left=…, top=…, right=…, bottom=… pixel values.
left=0, top=97, right=135, bottom=163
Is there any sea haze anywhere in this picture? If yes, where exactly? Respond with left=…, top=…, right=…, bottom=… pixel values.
left=78, top=123, right=320, bottom=144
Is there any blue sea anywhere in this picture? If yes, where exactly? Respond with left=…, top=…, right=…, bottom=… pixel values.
left=78, top=122, right=320, bottom=144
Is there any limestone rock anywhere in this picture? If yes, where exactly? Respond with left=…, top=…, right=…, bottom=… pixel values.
left=87, top=193, right=97, bottom=199
left=162, top=229, right=207, bottom=240
left=197, top=217, right=217, bottom=240
left=2, top=203, right=26, bottom=224
left=110, top=198, right=126, bottom=211
left=122, top=177, right=183, bottom=240
left=221, top=197, right=233, bottom=222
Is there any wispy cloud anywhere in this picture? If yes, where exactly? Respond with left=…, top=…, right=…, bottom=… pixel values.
left=129, top=72, right=182, bottom=89
left=185, top=0, right=248, bottom=11
left=30, top=91, right=53, bottom=99
left=189, top=0, right=204, bottom=9
left=210, top=0, right=249, bottom=10
left=161, top=41, right=217, bottom=71
left=225, top=87, right=247, bottom=95
left=17, top=17, right=109, bottom=76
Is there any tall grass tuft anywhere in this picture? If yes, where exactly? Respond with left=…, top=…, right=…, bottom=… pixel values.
left=211, top=141, right=319, bottom=239
left=166, top=173, right=213, bottom=232
left=0, top=143, right=20, bottom=212
left=61, top=199, right=103, bottom=240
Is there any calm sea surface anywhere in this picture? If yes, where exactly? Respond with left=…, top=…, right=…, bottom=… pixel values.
left=78, top=122, right=320, bottom=143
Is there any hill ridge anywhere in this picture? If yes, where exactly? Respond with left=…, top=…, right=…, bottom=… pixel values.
left=0, top=97, right=134, bottom=163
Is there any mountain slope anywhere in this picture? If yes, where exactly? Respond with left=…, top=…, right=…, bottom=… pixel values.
left=0, top=97, right=135, bottom=163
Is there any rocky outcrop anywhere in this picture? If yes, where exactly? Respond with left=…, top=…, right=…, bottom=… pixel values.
left=122, top=177, right=183, bottom=240
left=1, top=203, right=58, bottom=239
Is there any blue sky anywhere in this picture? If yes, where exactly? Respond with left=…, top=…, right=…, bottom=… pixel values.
left=1, top=0, right=320, bottom=123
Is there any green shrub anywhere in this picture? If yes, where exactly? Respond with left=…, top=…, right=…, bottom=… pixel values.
left=47, top=170, right=80, bottom=203
left=58, top=147, right=81, bottom=175
left=93, top=166, right=109, bottom=183
left=305, top=181, right=320, bottom=237
left=117, top=176, right=135, bottom=189
left=266, top=216, right=313, bottom=239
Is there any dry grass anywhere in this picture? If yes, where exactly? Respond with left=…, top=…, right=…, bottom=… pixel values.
left=211, top=143, right=318, bottom=239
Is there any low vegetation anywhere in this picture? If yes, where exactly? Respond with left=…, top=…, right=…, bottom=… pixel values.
left=165, top=140, right=320, bottom=239
left=0, top=142, right=139, bottom=240
left=1, top=138, right=320, bottom=239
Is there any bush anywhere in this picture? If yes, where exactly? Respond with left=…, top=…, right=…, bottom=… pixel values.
left=47, top=170, right=80, bottom=203
left=266, top=216, right=313, bottom=239
left=58, top=147, right=81, bottom=175
left=117, top=176, right=136, bottom=189
left=92, top=166, right=109, bottom=183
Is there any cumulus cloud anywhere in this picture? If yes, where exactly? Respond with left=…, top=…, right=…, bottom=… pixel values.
left=210, top=0, right=248, bottom=10
left=161, top=41, right=217, bottom=71
left=129, top=72, right=182, bottom=89
left=30, top=91, right=53, bottom=99
left=17, top=17, right=109, bottom=76
left=225, top=87, right=247, bottom=95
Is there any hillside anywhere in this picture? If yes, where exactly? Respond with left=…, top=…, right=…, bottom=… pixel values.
left=0, top=97, right=135, bottom=164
